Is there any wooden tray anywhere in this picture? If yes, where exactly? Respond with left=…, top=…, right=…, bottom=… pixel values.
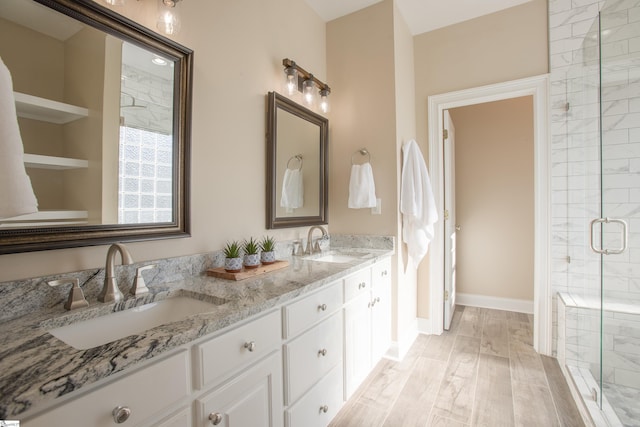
left=206, top=260, right=289, bottom=281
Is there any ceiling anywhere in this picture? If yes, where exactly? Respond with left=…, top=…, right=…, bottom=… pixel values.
left=303, top=0, right=534, bottom=35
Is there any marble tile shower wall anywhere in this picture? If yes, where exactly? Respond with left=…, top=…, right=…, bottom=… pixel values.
left=563, top=304, right=640, bottom=389
left=549, top=0, right=640, bottom=355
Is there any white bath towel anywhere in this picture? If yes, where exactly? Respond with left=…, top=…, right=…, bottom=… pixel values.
left=0, top=56, right=38, bottom=219
left=348, top=162, right=376, bottom=209
left=400, top=139, right=438, bottom=266
left=280, top=168, right=303, bottom=210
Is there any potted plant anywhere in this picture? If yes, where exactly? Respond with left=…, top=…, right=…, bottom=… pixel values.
left=243, top=237, right=261, bottom=269
left=223, top=241, right=243, bottom=273
left=260, top=236, right=277, bottom=265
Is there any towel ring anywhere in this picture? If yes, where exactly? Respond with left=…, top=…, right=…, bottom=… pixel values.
left=351, top=148, right=371, bottom=165
left=286, top=154, right=303, bottom=170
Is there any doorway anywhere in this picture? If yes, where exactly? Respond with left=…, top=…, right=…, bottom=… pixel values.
left=427, top=75, right=551, bottom=355
left=443, top=97, right=536, bottom=330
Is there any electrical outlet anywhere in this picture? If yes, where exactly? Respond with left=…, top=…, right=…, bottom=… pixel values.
left=371, top=198, right=382, bottom=215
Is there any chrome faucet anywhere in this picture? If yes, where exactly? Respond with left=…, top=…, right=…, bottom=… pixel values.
left=98, top=243, right=133, bottom=303
left=306, top=225, right=328, bottom=255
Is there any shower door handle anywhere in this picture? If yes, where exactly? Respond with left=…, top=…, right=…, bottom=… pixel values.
left=589, top=217, right=628, bottom=255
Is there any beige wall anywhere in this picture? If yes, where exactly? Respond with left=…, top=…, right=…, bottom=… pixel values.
left=0, top=0, right=327, bottom=281
left=413, top=0, right=548, bottom=318
left=327, top=0, right=418, bottom=348
left=449, top=96, right=534, bottom=301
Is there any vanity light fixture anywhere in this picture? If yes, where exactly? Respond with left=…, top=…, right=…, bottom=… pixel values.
left=282, top=58, right=331, bottom=114
left=157, top=0, right=182, bottom=36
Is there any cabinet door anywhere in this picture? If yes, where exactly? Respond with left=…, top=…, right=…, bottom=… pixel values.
left=196, top=351, right=283, bottom=427
left=371, top=259, right=392, bottom=363
left=284, top=311, right=343, bottom=405
left=343, top=291, right=372, bottom=399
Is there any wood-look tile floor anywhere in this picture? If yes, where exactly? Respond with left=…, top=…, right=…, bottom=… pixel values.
left=330, top=305, right=585, bottom=427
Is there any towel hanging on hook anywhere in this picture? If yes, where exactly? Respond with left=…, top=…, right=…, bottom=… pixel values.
left=286, top=154, right=303, bottom=171
left=348, top=148, right=376, bottom=209
left=351, top=148, right=371, bottom=165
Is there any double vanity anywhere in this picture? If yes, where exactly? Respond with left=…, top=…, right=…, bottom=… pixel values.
left=0, top=238, right=393, bottom=427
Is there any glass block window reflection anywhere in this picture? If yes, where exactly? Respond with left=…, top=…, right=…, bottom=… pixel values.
left=118, top=126, right=173, bottom=224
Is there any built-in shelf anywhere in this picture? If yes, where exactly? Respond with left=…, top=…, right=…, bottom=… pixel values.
left=23, top=154, right=89, bottom=170
left=0, top=210, right=88, bottom=227
left=14, top=92, right=89, bottom=124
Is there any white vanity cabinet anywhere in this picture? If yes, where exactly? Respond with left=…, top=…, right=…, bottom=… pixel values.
left=282, top=281, right=344, bottom=427
left=194, top=351, right=283, bottom=427
left=343, top=257, right=392, bottom=399
left=193, top=309, right=283, bottom=427
left=23, top=350, right=191, bottom=427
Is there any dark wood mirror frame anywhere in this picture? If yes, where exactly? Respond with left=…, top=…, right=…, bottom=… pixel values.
left=0, top=0, right=192, bottom=254
left=266, top=92, right=328, bottom=229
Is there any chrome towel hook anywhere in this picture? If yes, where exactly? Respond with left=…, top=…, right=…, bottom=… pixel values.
left=286, top=154, right=303, bottom=170
left=351, top=148, right=371, bottom=165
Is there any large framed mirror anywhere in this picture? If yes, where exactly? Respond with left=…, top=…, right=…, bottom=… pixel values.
left=0, top=0, right=192, bottom=254
left=266, top=92, right=328, bottom=228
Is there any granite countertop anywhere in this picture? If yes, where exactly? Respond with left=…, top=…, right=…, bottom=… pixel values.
left=0, top=247, right=392, bottom=419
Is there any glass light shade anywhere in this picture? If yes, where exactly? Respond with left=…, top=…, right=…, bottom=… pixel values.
left=284, top=67, right=298, bottom=96
left=157, top=0, right=181, bottom=36
left=319, top=89, right=330, bottom=113
left=302, top=78, right=316, bottom=107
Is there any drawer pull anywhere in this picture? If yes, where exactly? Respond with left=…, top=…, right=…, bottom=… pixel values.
left=318, top=303, right=328, bottom=311
left=112, top=406, right=131, bottom=424
left=318, top=348, right=327, bottom=357
left=358, top=282, right=366, bottom=289
left=320, top=405, right=329, bottom=413
left=209, top=412, right=223, bottom=425
left=381, top=270, right=388, bottom=276
left=244, top=341, right=256, bottom=352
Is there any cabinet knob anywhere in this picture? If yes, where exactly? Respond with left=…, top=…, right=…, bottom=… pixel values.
left=318, top=303, right=327, bottom=311
left=320, top=405, right=329, bottom=413
left=112, top=406, right=131, bottom=424
left=381, top=270, right=388, bottom=276
left=318, top=348, right=327, bottom=357
left=209, top=412, right=223, bottom=425
left=244, top=341, right=256, bottom=352
left=376, top=297, right=381, bottom=303
left=358, top=282, right=366, bottom=289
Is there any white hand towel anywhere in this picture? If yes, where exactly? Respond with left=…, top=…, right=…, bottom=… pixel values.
left=348, top=162, right=377, bottom=209
left=280, top=168, right=303, bottom=209
left=0, top=56, right=38, bottom=219
left=400, top=139, right=438, bottom=266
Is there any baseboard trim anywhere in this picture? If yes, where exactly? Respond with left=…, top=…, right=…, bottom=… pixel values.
left=417, top=317, right=432, bottom=335
left=385, top=321, right=419, bottom=361
left=456, top=293, right=533, bottom=314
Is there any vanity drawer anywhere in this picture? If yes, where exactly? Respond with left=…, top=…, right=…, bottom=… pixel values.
left=25, top=350, right=190, bottom=427
left=285, top=363, right=344, bottom=427
left=195, top=309, right=281, bottom=390
left=283, top=281, right=342, bottom=339
left=284, top=311, right=342, bottom=405
left=343, top=268, right=371, bottom=302
left=371, top=257, right=392, bottom=282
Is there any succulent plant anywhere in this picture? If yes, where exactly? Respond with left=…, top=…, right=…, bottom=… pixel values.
left=260, top=236, right=276, bottom=252
left=243, top=237, right=260, bottom=255
left=223, top=241, right=242, bottom=259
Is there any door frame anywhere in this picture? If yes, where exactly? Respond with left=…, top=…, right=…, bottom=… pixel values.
left=427, top=74, right=551, bottom=355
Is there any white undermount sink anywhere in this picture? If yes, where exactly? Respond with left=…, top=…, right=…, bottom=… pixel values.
left=311, top=253, right=363, bottom=263
left=47, top=296, right=225, bottom=350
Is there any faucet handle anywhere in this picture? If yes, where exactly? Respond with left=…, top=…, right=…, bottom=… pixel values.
left=130, top=264, right=154, bottom=297
left=48, top=278, right=89, bottom=311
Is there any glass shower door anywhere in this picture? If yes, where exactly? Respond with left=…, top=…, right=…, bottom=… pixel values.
left=598, top=3, right=639, bottom=425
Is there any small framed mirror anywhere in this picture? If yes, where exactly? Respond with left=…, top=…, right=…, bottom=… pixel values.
left=266, top=92, right=328, bottom=228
